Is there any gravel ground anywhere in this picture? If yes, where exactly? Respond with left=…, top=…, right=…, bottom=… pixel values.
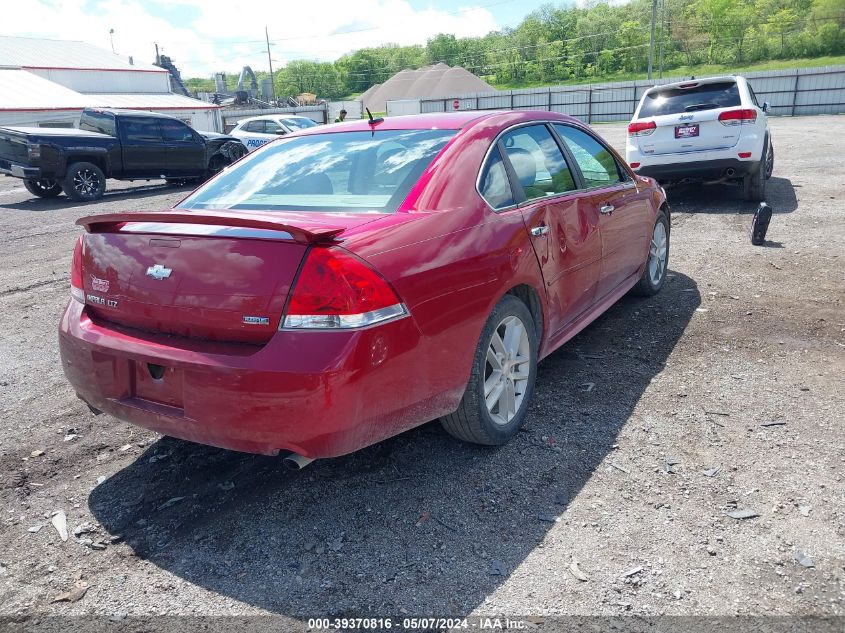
left=0, top=116, right=843, bottom=630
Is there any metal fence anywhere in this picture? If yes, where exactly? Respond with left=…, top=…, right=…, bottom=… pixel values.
left=419, top=65, right=845, bottom=123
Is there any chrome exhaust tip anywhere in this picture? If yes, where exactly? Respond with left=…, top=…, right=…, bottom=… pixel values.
left=282, top=453, right=315, bottom=470
left=725, top=168, right=736, bottom=177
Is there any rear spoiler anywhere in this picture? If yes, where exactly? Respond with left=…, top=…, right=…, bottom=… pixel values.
left=77, top=210, right=345, bottom=244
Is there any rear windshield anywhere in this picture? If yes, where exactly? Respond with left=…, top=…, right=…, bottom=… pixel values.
left=178, top=129, right=455, bottom=214
left=79, top=111, right=116, bottom=137
left=638, top=81, right=741, bottom=117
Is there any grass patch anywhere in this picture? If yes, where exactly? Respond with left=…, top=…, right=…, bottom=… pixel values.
left=488, top=55, right=845, bottom=90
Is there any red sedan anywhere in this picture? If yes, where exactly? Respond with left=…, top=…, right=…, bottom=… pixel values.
left=59, top=111, right=669, bottom=464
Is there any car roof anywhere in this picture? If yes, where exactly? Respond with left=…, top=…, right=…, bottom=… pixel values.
left=240, top=114, right=311, bottom=122
left=297, top=110, right=583, bottom=134
left=83, top=108, right=183, bottom=121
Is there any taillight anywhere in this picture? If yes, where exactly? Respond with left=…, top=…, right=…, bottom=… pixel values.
left=282, top=247, right=407, bottom=329
left=630, top=162, right=641, bottom=169
left=718, top=109, right=757, bottom=126
left=628, top=121, right=656, bottom=137
left=70, top=236, right=84, bottom=303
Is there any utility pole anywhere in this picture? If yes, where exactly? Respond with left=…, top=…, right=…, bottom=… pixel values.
left=658, top=0, right=666, bottom=78
left=647, top=0, right=657, bottom=80
left=266, top=27, right=277, bottom=105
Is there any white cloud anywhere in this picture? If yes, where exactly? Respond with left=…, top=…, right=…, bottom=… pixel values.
left=11, top=0, right=500, bottom=77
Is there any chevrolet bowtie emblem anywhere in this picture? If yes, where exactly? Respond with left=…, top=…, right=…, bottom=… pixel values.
left=145, top=264, right=172, bottom=280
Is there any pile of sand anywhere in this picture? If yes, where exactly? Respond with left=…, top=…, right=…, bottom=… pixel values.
left=361, top=63, right=495, bottom=112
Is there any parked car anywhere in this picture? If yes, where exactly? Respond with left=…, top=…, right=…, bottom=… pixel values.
left=59, top=111, right=669, bottom=465
left=0, top=108, right=248, bottom=201
left=229, top=114, right=319, bottom=152
left=626, top=76, right=774, bottom=201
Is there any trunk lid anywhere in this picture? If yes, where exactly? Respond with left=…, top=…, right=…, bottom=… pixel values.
left=77, top=210, right=357, bottom=344
left=638, top=109, right=740, bottom=156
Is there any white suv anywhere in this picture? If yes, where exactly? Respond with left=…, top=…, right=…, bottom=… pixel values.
left=229, top=115, right=319, bottom=152
left=626, top=76, right=774, bottom=201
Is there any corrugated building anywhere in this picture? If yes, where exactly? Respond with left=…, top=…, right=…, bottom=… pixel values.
left=0, top=36, right=221, bottom=130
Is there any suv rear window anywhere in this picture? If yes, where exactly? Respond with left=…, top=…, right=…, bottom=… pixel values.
left=179, top=129, right=455, bottom=214
left=638, top=81, right=741, bottom=118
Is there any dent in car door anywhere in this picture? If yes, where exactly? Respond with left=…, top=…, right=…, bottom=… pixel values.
left=496, top=124, right=602, bottom=336
left=553, top=123, right=651, bottom=299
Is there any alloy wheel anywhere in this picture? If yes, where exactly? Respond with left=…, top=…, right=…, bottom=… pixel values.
left=73, top=169, right=101, bottom=197
left=484, top=315, right=531, bottom=426
left=648, top=221, right=668, bottom=286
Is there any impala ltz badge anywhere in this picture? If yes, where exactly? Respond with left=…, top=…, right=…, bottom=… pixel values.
left=91, top=276, right=109, bottom=292
left=146, top=264, right=172, bottom=280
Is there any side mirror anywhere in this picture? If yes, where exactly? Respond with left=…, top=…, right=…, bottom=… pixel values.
left=274, top=130, right=287, bottom=135
left=761, top=102, right=770, bottom=113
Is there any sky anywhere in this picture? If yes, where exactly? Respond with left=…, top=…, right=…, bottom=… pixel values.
left=11, top=0, right=566, bottom=78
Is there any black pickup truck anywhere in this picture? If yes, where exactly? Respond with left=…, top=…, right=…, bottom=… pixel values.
left=0, top=108, right=247, bottom=201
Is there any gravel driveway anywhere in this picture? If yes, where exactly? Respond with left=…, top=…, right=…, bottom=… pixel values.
left=0, top=116, right=842, bottom=630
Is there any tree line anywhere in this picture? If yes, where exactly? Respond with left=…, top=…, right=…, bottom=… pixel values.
left=186, top=0, right=845, bottom=100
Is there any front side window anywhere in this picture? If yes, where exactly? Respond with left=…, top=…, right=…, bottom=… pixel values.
left=500, top=125, right=576, bottom=202
left=160, top=120, right=194, bottom=142
left=554, top=124, right=624, bottom=189
left=178, top=129, right=456, bottom=214
left=264, top=121, right=283, bottom=134
left=479, top=147, right=514, bottom=210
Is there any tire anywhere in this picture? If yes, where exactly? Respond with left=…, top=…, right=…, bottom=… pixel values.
left=632, top=210, right=670, bottom=297
left=742, top=159, right=766, bottom=202
left=764, top=141, right=774, bottom=180
left=441, top=295, right=538, bottom=445
left=23, top=178, right=62, bottom=198
left=62, top=162, right=106, bottom=201
left=205, top=155, right=228, bottom=180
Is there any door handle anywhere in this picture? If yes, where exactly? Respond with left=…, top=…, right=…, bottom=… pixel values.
left=530, top=225, right=549, bottom=237
left=600, top=204, right=615, bottom=215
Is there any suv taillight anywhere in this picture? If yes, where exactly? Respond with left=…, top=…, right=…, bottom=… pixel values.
left=718, top=108, right=757, bottom=126
left=282, top=247, right=407, bottom=329
left=70, top=237, right=84, bottom=303
left=628, top=121, right=656, bottom=136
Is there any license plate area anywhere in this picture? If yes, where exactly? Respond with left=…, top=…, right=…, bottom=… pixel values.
left=130, top=360, right=184, bottom=409
left=675, top=124, right=700, bottom=139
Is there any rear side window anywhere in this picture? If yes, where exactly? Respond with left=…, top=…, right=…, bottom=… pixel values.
left=500, top=125, right=576, bottom=202
left=178, top=129, right=455, bottom=214
left=244, top=121, right=264, bottom=133
left=79, top=112, right=116, bottom=136
left=554, top=124, right=624, bottom=189
left=122, top=118, right=163, bottom=142
left=639, top=81, right=741, bottom=117
left=479, top=147, right=514, bottom=210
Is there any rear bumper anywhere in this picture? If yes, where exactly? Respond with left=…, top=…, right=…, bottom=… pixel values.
left=634, top=158, right=760, bottom=182
left=0, top=160, right=41, bottom=179
left=59, top=300, right=458, bottom=458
